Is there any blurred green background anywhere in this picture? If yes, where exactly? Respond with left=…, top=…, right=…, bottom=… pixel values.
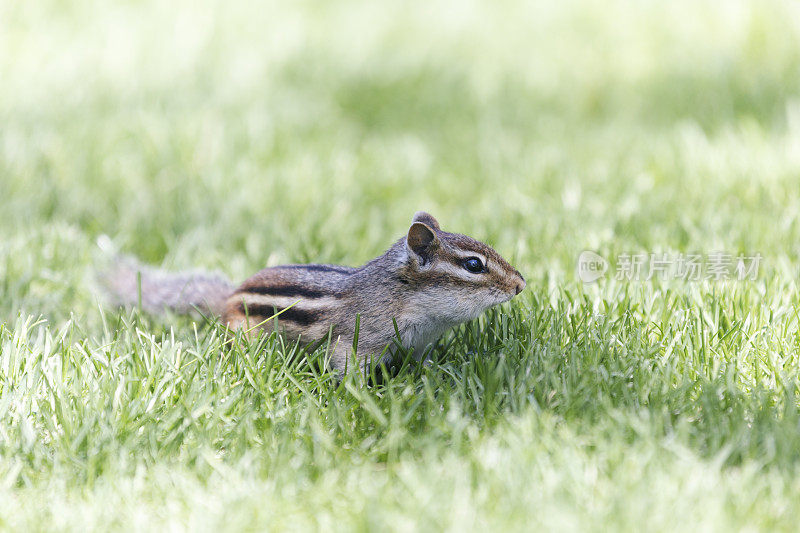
left=3, top=0, right=800, bottom=322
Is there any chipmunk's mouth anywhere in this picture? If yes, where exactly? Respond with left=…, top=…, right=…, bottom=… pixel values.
left=492, top=291, right=516, bottom=306
left=496, top=281, right=524, bottom=304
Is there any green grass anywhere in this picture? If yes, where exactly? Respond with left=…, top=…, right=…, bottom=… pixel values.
left=3, top=0, right=800, bottom=530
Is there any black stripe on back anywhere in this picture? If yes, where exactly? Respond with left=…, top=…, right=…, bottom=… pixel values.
left=237, top=284, right=332, bottom=299
left=238, top=302, right=321, bottom=327
left=283, top=264, right=356, bottom=274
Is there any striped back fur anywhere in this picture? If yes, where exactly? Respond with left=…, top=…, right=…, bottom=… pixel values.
left=102, top=212, right=524, bottom=372
left=222, top=212, right=525, bottom=371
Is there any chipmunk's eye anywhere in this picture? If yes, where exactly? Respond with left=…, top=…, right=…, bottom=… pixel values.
left=463, top=257, right=485, bottom=274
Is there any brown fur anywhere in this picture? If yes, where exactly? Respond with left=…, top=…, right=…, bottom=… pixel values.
left=104, top=212, right=525, bottom=373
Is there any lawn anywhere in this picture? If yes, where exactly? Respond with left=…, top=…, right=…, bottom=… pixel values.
left=2, top=0, right=800, bottom=530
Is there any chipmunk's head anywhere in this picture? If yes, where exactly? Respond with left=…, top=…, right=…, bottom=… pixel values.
left=400, top=211, right=525, bottom=324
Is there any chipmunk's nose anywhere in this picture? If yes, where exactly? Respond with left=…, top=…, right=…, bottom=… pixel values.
left=514, top=272, right=526, bottom=295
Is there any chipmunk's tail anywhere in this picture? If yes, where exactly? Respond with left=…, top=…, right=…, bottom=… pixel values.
left=98, top=257, right=235, bottom=317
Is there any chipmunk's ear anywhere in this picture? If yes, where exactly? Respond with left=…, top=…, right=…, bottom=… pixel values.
left=412, top=211, right=440, bottom=231
left=406, top=222, right=439, bottom=265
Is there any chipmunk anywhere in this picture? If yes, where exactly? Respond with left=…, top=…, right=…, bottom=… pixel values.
left=103, top=212, right=525, bottom=373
